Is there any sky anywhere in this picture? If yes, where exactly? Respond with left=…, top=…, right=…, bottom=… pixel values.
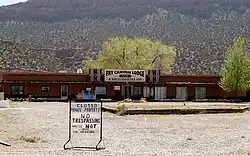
left=0, top=0, right=27, bottom=6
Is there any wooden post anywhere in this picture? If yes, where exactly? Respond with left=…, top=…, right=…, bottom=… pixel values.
left=28, top=95, right=31, bottom=102
left=0, top=140, right=11, bottom=146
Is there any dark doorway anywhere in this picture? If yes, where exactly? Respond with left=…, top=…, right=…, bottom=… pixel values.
left=246, top=91, right=250, bottom=101
left=123, top=85, right=132, bottom=99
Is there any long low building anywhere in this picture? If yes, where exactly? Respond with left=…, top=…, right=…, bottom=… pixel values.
left=0, top=69, right=248, bottom=101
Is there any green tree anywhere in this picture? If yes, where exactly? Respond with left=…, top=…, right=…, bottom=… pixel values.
left=82, top=36, right=176, bottom=73
left=219, top=35, right=249, bottom=99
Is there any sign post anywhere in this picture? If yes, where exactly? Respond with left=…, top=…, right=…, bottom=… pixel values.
left=64, top=99, right=105, bottom=150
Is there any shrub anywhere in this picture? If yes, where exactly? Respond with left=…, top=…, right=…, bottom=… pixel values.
left=20, top=136, right=44, bottom=143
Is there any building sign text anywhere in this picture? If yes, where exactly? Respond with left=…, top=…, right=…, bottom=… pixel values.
left=104, top=69, right=146, bottom=82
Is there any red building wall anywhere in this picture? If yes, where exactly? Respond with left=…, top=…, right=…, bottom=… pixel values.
left=160, top=75, right=220, bottom=83
left=166, top=85, right=176, bottom=97
left=0, top=72, right=248, bottom=100
left=4, top=83, right=97, bottom=97
left=69, top=83, right=93, bottom=96
left=2, top=72, right=89, bottom=82
left=206, top=86, right=221, bottom=97
left=0, top=83, right=3, bottom=92
left=4, top=84, right=11, bottom=95
left=187, top=86, right=194, bottom=97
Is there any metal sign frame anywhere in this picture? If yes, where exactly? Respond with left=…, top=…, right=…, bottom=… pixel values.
left=63, top=99, right=105, bottom=150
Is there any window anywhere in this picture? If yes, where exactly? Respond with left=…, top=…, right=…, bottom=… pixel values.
left=11, top=86, right=24, bottom=95
left=176, top=87, right=188, bottom=100
left=195, top=87, right=206, bottom=99
left=154, top=87, right=166, bottom=100
left=143, top=87, right=150, bottom=97
left=95, top=87, right=106, bottom=95
left=134, top=87, right=142, bottom=96
left=41, top=85, right=50, bottom=92
left=143, top=87, right=154, bottom=98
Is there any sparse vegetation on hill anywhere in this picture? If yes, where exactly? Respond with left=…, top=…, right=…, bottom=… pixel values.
left=0, top=40, right=91, bottom=71
left=0, top=40, right=56, bottom=71
left=1, top=0, right=249, bottom=22
left=0, top=0, right=249, bottom=74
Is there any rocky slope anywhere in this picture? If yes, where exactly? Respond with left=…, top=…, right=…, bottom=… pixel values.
left=0, top=0, right=249, bottom=74
left=1, top=0, right=249, bottom=22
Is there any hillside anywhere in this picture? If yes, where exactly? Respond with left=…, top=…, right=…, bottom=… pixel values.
left=0, top=0, right=249, bottom=22
left=0, top=40, right=93, bottom=72
left=0, top=0, right=249, bottom=74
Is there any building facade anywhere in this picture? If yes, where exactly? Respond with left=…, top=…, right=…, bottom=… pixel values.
left=0, top=69, right=247, bottom=101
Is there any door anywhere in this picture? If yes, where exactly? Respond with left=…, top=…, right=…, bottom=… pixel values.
left=114, top=86, right=122, bottom=101
left=134, top=86, right=142, bottom=97
left=61, top=85, right=68, bottom=99
left=246, top=91, right=250, bottom=100
left=123, top=85, right=132, bottom=99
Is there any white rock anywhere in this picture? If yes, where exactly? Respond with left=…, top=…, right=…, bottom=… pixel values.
left=0, top=100, right=9, bottom=108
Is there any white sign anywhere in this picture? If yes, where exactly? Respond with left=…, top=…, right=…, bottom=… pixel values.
left=71, top=103, right=101, bottom=134
left=114, top=86, right=121, bottom=90
left=105, top=69, right=146, bottom=82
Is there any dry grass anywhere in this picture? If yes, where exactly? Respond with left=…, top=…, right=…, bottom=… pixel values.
left=0, top=107, right=46, bottom=145
left=116, top=104, right=127, bottom=116
left=230, top=149, right=250, bottom=156
left=20, top=136, right=45, bottom=143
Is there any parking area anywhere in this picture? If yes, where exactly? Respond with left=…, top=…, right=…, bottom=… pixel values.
left=0, top=102, right=250, bottom=156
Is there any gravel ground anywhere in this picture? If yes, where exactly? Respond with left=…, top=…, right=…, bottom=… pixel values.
left=0, top=102, right=250, bottom=156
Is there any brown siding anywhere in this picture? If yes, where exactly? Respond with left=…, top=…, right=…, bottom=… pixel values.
left=0, top=83, right=3, bottom=92
left=69, top=83, right=93, bottom=95
left=188, top=86, right=195, bottom=97
left=206, top=86, right=246, bottom=98
left=26, top=84, right=39, bottom=95
left=24, top=83, right=60, bottom=97
left=105, top=84, right=124, bottom=97
left=167, top=85, right=175, bottom=98
left=160, top=75, right=220, bottom=83
left=2, top=73, right=88, bottom=82
left=49, top=84, right=60, bottom=97
left=107, top=84, right=115, bottom=97
left=222, top=90, right=246, bottom=97
left=1, top=72, right=248, bottom=100
left=4, top=83, right=26, bottom=95
left=4, top=84, right=11, bottom=95
left=0, top=73, right=3, bottom=92
left=206, top=86, right=221, bottom=97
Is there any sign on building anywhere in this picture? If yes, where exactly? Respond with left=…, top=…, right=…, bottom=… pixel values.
left=64, top=102, right=104, bottom=150
left=104, top=69, right=146, bottom=82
